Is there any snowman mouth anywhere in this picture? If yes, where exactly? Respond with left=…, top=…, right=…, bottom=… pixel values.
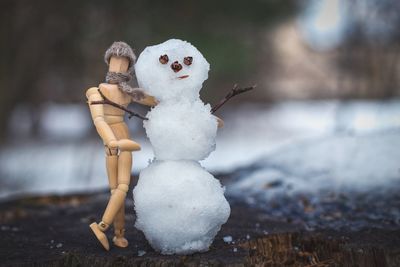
left=177, top=75, right=189, bottom=79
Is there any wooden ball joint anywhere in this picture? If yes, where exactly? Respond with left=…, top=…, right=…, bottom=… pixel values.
left=86, top=42, right=157, bottom=251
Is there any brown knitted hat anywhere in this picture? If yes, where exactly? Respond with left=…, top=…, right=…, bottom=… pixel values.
left=103, top=41, right=144, bottom=100
left=104, top=41, right=136, bottom=69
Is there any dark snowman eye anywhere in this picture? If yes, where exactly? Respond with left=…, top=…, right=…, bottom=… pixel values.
left=183, top=56, right=193, bottom=66
left=159, top=54, right=169, bottom=64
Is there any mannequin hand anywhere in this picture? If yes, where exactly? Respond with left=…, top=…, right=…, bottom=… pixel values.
left=117, top=139, right=141, bottom=152
left=216, top=116, right=224, bottom=128
left=107, top=140, right=119, bottom=149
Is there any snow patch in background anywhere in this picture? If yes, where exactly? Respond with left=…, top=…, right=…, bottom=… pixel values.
left=8, top=103, right=92, bottom=140
left=229, top=132, right=400, bottom=199
left=0, top=141, right=108, bottom=198
left=1, top=100, right=400, bottom=199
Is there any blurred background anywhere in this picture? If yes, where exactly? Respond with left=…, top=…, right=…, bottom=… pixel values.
left=0, top=0, right=399, bottom=212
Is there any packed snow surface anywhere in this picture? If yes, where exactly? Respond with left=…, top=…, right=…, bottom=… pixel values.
left=133, top=39, right=230, bottom=254
left=144, top=100, right=218, bottom=161
left=133, top=160, right=230, bottom=255
left=223, top=236, right=233, bottom=243
left=135, top=39, right=210, bottom=102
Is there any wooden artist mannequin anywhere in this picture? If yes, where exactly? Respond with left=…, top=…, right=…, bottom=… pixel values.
left=86, top=42, right=157, bottom=250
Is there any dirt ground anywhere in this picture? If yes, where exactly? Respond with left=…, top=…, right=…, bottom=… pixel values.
left=0, top=182, right=399, bottom=266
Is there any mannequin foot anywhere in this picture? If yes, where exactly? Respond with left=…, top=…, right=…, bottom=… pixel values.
left=113, top=236, right=129, bottom=248
left=90, top=222, right=110, bottom=251
left=113, top=228, right=128, bottom=248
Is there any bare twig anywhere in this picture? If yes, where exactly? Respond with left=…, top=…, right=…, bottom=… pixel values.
left=211, top=84, right=256, bottom=114
left=90, top=89, right=148, bottom=120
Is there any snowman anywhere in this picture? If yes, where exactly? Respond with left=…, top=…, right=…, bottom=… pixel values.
left=133, top=39, right=231, bottom=255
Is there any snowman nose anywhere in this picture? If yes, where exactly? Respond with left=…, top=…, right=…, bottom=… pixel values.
left=171, top=61, right=183, bottom=72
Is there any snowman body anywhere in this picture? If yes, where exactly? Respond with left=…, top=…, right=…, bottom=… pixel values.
left=133, top=39, right=230, bottom=254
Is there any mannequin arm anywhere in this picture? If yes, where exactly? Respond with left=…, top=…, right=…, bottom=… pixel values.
left=130, top=87, right=158, bottom=107
left=116, top=139, right=141, bottom=151
left=86, top=87, right=117, bottom=146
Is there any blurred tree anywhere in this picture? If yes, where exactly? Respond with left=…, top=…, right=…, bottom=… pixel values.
left=337, top=0, right=400, bottom=98
left=0, top=0, right=298, bottom=140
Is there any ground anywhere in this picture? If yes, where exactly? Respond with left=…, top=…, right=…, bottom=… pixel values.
left=0, top=175, right=399, bottom=267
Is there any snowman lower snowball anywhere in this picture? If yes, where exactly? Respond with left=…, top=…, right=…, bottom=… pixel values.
left=133, top=39, right=231, bottom=255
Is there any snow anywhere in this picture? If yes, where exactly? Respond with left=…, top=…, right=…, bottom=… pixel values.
left=0, top=140, right=109, bottom=198
left=1, top=100, right=400, bottom=199
left=134, top=161, right=230, bottom=254
left=144, top=100, right=217, bottom=160
left=135, top=39, right=210, bottom=102
left=132, top=39, right=230, bottom=254
left=202, top=101, right=337, bottom=171
left=203, top=100, right=400, bottom=171
left=229, top=132, right=400, bottom=198
left=223, top=236, right=233, bottom=243
left=39, top=103, right=91, bottom=139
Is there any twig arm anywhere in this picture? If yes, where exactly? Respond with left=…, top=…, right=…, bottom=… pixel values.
left=90, top=88, right=148, bottom=120
left=211, top=84, right=256, bottom=114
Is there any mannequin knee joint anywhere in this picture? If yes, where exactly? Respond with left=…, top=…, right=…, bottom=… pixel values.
left=105, top=146, right=118, bottom=156
left=116, top=184, right=129, bottom=193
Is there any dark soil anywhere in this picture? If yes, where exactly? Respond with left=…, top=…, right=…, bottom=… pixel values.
left=0, top=176, right=399, bottom=267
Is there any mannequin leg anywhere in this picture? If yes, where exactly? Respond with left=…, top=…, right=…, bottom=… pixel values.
left=105, top=146, right=128, bottom=247
left=112, top=205, right=128, bottom=247
left=90, top=122, right=133, bottom=250
left=106, top=147, right=119, bottom=191
left=107, top=151, right=132, bottom=247
left=110, top=123, right=132, bottom=247
left=89, top=146, right=118, bottom=251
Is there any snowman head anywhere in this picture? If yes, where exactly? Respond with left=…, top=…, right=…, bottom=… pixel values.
left=135, top=39, right=210, bottom=102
